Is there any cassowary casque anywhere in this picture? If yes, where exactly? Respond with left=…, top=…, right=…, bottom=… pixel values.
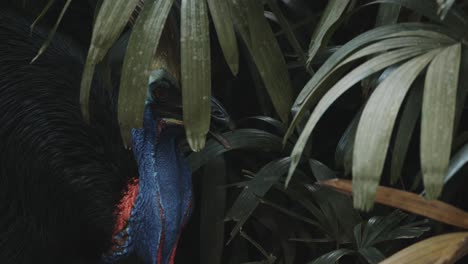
left=0, top=9, right=229, bottom=264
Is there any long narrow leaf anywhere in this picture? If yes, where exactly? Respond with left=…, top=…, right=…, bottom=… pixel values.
left=266, top=0, right=307, bottom=68
left=286, top=26, right=454, bottom=142
left=287, top=46, right=436, bottom=187
left=181, top=0, right=211, bottom=151
left=88, top=0, right=139, bottom=63
left=421, top=43, right=461, bottom=199
left=118, top=0, right=174, bottom=146
left=352, top=49, right=440, bottom=210
left=375, top=3, right=401, bottom=26
left=31, top=0, right=72, bottom=63
left=81, top=0, right=140, bottom=122
left=30, top=0, right=56, bottom=32
left=226, top=157, right=292, bottom=240
left=368, top=0, right=468, bottom=35
left=437, top=0, right=456, bottom=20
left=292, top=23, right=454, bottom=109
left=306, top=0, right=350, bottom=67
left=231, top=0, right=293, bottom=123
left=207, top=0, right=239, bottom=75
left=444, top=143, right=468, bottom=186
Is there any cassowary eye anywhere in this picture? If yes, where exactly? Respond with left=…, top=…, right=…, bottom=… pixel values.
left=212, top=109, right=225, bottom=118
left=153, top=81, right=170, bottom=102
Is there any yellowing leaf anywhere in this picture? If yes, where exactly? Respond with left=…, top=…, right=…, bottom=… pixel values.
left=320, top=179, right=468, bottom=229
left=381, top=232, right=468, bottom=264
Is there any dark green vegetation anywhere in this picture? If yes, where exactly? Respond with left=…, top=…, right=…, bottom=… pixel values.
left=6, top=0, right=468, bottom=263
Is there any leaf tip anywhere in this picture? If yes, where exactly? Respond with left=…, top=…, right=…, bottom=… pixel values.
left=423, top=176, right=443, bottom=200
left=229, top=61, right=239, bottom=76
left=352, top=179, right=377, bottom=211
left=187, top=133, right=207, bottom=152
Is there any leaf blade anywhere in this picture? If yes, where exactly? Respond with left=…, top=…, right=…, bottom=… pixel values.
left=80, top=0, right=140, bottom=121
left=306, top=0, right=350, bottom=67
left=31, top=0, right=72, bottom=63
left=266, top=0, right=307, bottom=69
left=292, top=23, right=455, bottom=109
left=207, top=0, right=239, bottom=75
left=287, top=46, right=436, bottom=187
left=231, top=0, right=293, bottom=122
left=88, top=0, right=139, bottom=63
left=226, top=157, right=292, bottom=240
left=375, top=3, right=400, bottom=26
left=286, top=26, right=454, bottom=142
left=421, top=43, right=461, bottom=199
left=118, top=0, right=174, bottom=146
left=368, top=0, right=468, bottom=35
left=352, top=49, right=440, bottom=210
left=181, top=0, right=211, bottom=151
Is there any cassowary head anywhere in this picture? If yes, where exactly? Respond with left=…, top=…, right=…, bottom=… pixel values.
left=103, top=69, right=231, bottom=264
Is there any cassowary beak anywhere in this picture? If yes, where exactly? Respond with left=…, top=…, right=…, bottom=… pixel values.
left=161, top=97, right=233, bottom=130
left=148, top=70, right=232, bottom=132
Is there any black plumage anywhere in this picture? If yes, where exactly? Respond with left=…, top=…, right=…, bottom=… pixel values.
left=0, top=10, right=134, bottom=263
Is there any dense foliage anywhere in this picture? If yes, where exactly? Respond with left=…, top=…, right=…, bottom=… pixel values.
left=5, top=0, right=468, bottom=263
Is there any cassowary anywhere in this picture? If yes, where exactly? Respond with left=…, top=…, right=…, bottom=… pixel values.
left=0, top=9, right=229, bottom=264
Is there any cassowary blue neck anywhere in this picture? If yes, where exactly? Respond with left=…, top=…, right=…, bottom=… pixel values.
left=103, top=107, right=192, bottom=264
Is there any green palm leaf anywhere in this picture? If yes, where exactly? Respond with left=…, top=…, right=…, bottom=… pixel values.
left=286, top=24, right=454, bottom=143
left=353, top=49, right=441, bottom=210
left=118, top=0, right=174, bottom=146
left=287, top=45, right=439, bottom=187
left=80, top=0, right=140, bottom=122
left=181, top=0, right=211, bottom=151
left=421, top=43, right=461, bottom=199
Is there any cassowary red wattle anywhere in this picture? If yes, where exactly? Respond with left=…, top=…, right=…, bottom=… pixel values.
left=0, top=9, right=230, bottom=264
